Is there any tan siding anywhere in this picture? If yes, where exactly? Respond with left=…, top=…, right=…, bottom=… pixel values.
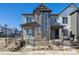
left=71, top=12, right=77, bottom=39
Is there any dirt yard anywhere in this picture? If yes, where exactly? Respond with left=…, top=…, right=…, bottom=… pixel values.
left=0, top=39, right=79, bottom=55
left=0, top=39, right=5, bottom=50
left=0, top=45, right=77, bottom=55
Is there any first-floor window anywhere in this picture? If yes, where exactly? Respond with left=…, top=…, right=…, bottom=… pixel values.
left=63, top=29, right=68, bottom=36
left=27, top=29, right=32, bottom=36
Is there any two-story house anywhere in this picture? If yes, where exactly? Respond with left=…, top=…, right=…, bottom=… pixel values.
left=21, top=3, right=79, bottom=43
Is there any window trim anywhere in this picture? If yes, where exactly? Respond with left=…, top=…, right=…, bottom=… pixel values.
left=26, top=16, right=32, bottom=23
left=63, top=29, right=68, bottom=36
left=27, top=29, right=33, bottom=35
left=62, top=17, right=68, bottom=24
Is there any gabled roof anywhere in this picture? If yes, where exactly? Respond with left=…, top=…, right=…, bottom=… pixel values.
left=59, top=3, right=78, bottom=14
left=37, top=3, right=47, bottom=9
left=33, top=3, right=52, bottom=14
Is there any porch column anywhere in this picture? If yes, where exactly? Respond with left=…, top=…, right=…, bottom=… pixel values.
left=61, top=28, right=64, bottom=45
left=32, top=28, right=35, bottom=47
left=74, top=35, right=77, bottom=41
left=32, top=28, right=34, bottom=36
left=59, top=28, right=62, bottom=39
left=4, top=24, right=8, bottom=47
left=21, top=26, right=23, bottom=40
left=49, top=24, right=50, bottom=40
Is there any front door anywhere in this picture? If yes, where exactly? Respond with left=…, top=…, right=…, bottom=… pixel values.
left=55, top=29, right=59, bottom=39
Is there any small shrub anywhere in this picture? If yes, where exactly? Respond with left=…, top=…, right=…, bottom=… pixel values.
left=10, top=40, right=26, bottom=52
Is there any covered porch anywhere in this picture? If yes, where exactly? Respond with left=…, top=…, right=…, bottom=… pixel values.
left=20, top=21, right=41, bottom=45
left=50, top=23, right=65, bottom=40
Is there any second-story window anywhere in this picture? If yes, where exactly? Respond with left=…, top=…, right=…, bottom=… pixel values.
left=27, top=16, right=32, bottom=23
left=54, top=17, right=57, bottom=22
left=62, top=17, right=68, bottom=24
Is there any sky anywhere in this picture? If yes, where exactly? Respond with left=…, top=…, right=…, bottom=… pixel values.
left=0, top=3, right=79, bottom=30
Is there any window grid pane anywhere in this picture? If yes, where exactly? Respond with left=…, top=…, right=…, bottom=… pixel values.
left=62, top=17, right=68, bottom=24
left=63, top=30, right=68, bottom=36
left=27, top=16, right=32, bottom=23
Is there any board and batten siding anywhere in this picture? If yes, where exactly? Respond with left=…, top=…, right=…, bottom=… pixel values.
left=77, top=12, right=79, bottom=39
left=71, top=12, right=77, bottom=41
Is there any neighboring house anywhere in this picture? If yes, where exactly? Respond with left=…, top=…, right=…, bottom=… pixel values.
left=70, top=9, right=79, bottom=41
left=21, top=3, right=79, bottom=41
left=0, top=25, right=19, bottom=37
left=58, top=3, right=77, bottom=40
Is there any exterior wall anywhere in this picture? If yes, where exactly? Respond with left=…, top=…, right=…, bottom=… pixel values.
left=59, top=4, right=77, bottom=39
left=50, top=15, right=59, bottom=25
left=77, top=12, right=79, bottom=40
left=23, top=29, right=27, bottom=40
left=58, top=15, right=71, bottom=39
left=35, top=13, right=42, bottom=34
left=22, top=15, right=33, bottom=40
left=50, top=29, right=55, bottom=39
left=22, top=15, right=28, bottom=40
left=23, top=15, right=27, bottom=23
left=38, top=12, right=50, bottom=40
left=34, top=12, right=49, bottom=40
left=0, top=25, right=3, bottom=32
left=22, top=15, right=27, bottom=40
left=71, top=12, right=77, bottom=41
left=70, top=11, right=79, bottom=41
left=77, top=13, right=79, bottom=32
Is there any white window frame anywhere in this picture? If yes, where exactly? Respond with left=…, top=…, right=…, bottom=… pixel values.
left=63, top=29, right=68, bottom=36
left=62, top=17, right=68, bottom=24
